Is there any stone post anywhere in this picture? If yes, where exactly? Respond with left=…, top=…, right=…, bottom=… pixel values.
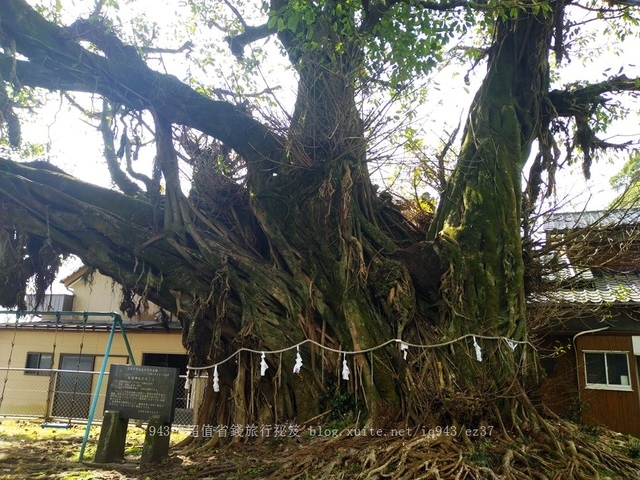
left=94, top=410, right=127, bottom=463
left=140, top=415, right=171, bottom=465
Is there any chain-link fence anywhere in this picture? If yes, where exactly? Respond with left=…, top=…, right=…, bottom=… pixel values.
left=0, top=367, right=198, bottom=425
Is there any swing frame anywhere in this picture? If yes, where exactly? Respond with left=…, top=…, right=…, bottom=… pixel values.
left=0, top=310, right=135, bottom=461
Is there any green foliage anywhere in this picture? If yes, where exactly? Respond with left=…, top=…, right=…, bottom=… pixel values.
left=628, top=436, right=640, bottom=459
left=551, top=340, right=572, bottom=357
left=267, top=0, right=320, bottom=35
left=320, top=389, right=360, bottom=423
left=265, top=0, right=474, bottom=91
left=611, top=151, right=640, bottom=190
left=368, top=3, right=470, bottom=91
left=609, top=151, right=640, bottom=206
left=0, top=141, right=47, bottom=160
left=469, top=440, right=496, bottom=468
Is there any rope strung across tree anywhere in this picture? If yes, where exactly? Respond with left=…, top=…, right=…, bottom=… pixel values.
left=186, top=334, right=532, bottom=378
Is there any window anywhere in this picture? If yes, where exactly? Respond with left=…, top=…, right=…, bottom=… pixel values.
left=25, top=352, right=53, bottom=376
left=584, top=351, right=631, bottom=390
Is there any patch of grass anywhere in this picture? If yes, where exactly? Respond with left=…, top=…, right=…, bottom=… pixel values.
left=0, top=419, right=188, bottom=460
left=346, top=461, right=363, bottom=473
left=125, top=444, right=144, bottom=455
left=468, top=441, right=496, bottom=469
left=0, top=419, right=85, bottom=443
left=245, top=466, right=266, bottom=475
left=627, top=436, right=640, bottom=459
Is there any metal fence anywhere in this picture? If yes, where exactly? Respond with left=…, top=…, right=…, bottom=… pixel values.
left=0, top=367, right=199, bottom=426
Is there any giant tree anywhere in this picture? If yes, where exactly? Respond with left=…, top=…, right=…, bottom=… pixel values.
left=1, top=0, right=640, bottom=477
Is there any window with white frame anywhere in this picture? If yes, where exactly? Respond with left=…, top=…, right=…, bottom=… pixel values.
left=584, top=351, right=631, bottom=390
left=24, top=352, right=53, bottom=376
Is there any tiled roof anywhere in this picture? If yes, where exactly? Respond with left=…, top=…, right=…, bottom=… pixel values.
left=533, top=273, right=640, bottom=304
left=543, top=208, right=640, bottom=232
left=0, top=317, right=181, bottom=331
left=540, top=253, right=594, bottom=283
left=539, top=208, right=640, bottom=305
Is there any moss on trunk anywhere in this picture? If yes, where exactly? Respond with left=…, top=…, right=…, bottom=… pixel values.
left=425, top=10, right=554, bottom=420
left=0, top=0, right=565, bottom=440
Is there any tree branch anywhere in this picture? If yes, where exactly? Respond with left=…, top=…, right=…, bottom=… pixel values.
left=547, top=75, right=640, bottom=178
left=140, top=41, right=194, bottom=55
left=0, top=0, right=284, bottom=175
left=99, top=99, right=143, bottom=197
left=0, top=157, right=302, bottom=345
left=223, top=0, right=249, bottom=28
left=226, top=23, right=275, bottom=58
left=0, top=158, right=261, bottom=311
left=608, top=0, right=640, bottom=5
left=360, top=0, right=480, bottom=33
left=549, top=75, right=640, bottom=117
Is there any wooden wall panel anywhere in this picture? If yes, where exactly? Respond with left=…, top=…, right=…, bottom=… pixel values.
left=576, top=334, right=640, bottom=437
left=540, top=335, right=579, bottom=419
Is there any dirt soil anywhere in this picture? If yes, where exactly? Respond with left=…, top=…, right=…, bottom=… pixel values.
left=0, top=419, right=194, bottom=480
left=3, top=418, right=640, bottom=479
left=0, top=418, right=337, bottom=480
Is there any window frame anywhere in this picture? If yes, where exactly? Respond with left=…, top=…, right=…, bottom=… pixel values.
left=24, top=352, right=53, bottom=376
left=583, top=350, right=632, bottom=391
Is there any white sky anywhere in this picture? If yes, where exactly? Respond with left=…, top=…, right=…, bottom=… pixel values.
left=15, top=1, right=640, bottom=208
left=3, top=0, right=639, bottom=306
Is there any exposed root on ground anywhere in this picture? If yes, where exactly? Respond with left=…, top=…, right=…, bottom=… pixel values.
left=167, top=419, right=640, bottom=480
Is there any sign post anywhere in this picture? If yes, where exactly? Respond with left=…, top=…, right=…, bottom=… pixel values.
left=78, top=312, right=136, bottom=462
left=104, top=364, right=179, bottom=423
left=94, top=364, right=179, bottom=464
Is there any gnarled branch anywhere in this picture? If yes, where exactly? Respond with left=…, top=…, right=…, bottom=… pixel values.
left=0, top=0, right=285, bottom=178
left=549, top=75, right=640, bottom=117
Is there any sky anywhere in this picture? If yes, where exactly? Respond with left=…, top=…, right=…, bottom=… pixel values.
left=15, top=2, right=640, bottom=212
left=4, top=0, right=640, bottom=308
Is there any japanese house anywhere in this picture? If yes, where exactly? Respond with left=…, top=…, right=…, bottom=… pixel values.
left=535, top=208, right=640, bottom=437
left=0, top=266, right=193, bottom=424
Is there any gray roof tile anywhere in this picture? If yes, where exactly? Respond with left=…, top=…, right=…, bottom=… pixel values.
left=533, top=273, right=640, bottom=304
left=544, top=208, right=640, bottom=232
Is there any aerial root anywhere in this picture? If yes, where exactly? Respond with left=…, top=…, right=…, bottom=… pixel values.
left=167, top=418, right=640, bottom=479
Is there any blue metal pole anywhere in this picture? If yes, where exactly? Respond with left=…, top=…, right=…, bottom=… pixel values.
left=78, top=314, right=118, bottom=462
left=116, top=315, right=136, bottom=366
left=0, top=310, right=143, bottom=461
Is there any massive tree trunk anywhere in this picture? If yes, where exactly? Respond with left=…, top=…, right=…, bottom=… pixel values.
left=426, top=7, right=553, bottom=420
left=1, top=2, right=638, bottom=462
left=0, top=0, right=546, bottom=433
left=0, top=0, right=429, bottom=434
left=5, top=0, right=640, bottom=477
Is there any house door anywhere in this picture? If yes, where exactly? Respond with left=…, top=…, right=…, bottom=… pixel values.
left=51, top=354, right=95, bottom=419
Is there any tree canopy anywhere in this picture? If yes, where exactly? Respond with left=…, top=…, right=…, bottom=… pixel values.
left=2, top=0, right=640, bottom=477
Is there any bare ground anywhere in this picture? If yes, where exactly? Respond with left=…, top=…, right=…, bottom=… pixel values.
left=2, top=418, right=640, bottom=479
